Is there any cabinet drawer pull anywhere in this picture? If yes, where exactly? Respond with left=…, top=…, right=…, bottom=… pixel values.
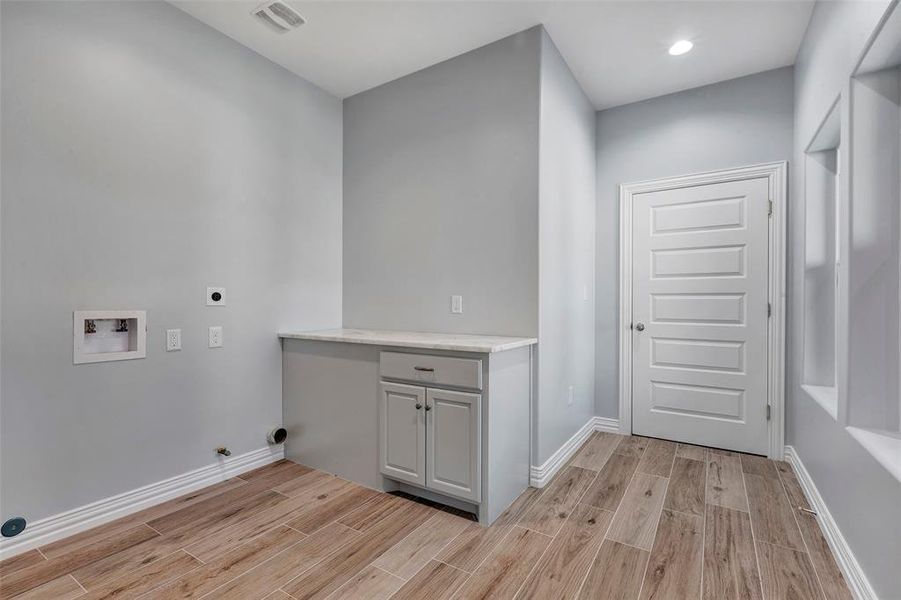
left=425, top=404, right=432, bottom=411
left=413, top=366, right=435, bottom=372
left=415, top=403, right=423, bottom=410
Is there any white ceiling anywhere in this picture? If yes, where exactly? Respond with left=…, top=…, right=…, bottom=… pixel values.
left=173, top=0, right=814, bottom=110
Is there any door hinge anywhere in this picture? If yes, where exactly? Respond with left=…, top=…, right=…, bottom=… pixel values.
left=766, top=405, right=772, bottom=420
left=767, top=302, right=772, bottom=318
left=768, top=200, right=774, bottom=217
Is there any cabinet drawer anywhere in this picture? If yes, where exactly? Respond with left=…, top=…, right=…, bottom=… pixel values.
left=379, top=352, right=482, bottom=390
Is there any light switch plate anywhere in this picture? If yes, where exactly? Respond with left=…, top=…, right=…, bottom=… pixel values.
left=208, top=326, right=223, bottom=348
left=207, top=287, right=226, bottom=307
left=166, top=329, right=182, bottom=352
left=451, top=295, right=463, bottom=314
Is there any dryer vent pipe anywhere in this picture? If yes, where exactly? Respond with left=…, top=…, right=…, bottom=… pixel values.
left=267, top=427, right=288, bottom=445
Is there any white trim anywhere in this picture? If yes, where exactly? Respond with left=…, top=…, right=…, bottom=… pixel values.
left=529, top=416, right=621, bottom=487
left=0, top=445, right=284, bottom=560
left=619, top=177, right=634, bottom=437
left=530, top=418, right=594, bottom=487
left=837, top=84, right=852, bottom=427
left=593, top=416, right=621, bottom=434
left=784, top=445, right=878, bottom=600
left=618, top=162, right=788, bottom=458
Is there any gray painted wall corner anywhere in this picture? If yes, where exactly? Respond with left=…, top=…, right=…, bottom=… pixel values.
left=535, top=29, right=597, bottom=465
left=0, top=0, right=343, bottom=522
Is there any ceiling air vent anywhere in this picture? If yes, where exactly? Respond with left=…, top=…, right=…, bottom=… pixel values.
left=253, top=0, right=306, bottom=33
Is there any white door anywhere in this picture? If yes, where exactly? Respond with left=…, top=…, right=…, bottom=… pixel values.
left=379, top=382, right=426, bottom=486
left=631, top=177, right=770, bottom=454
left=426, top=388, right=481, bottom=502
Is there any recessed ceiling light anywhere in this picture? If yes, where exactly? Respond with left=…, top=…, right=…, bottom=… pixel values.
left=668, top=40, right=694, bottom=56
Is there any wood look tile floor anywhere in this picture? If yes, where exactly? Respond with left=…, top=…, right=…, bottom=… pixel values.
left=0, top=434, right=853, bottom=600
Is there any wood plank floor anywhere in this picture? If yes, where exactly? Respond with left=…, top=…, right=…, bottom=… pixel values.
left=0, top=434, right=853, bottom=599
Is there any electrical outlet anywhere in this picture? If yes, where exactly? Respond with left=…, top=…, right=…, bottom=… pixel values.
left=451, top=295, right=463, bottom=314
left=208, top=326, right=223, bottom=348
left=166, top=329, right=182, bottom=352
left=567, top=385, right=574, bottom=406
left=207, top=286, right=226, bottom=306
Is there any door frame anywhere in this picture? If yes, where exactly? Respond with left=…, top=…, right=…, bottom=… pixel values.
left=618, top=161, right=788, bottom=458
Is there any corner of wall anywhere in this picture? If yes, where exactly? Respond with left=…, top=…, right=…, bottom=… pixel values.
left=535, top=28, right=598, bottom=466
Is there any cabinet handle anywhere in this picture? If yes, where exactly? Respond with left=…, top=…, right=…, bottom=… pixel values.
left=413, top=366, right=435, bottom=372
left=425, top=404, right=432, bottom=411
left=415, top=403, right=423, bottom=410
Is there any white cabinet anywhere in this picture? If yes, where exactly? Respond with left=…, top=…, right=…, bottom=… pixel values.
left=379, top=382, right=426, bottom=487
left=283, top=339, right=532, bottom=527
left=427, top=388, right=481, bottom=502
left=379, top=382, right=481, bottom=502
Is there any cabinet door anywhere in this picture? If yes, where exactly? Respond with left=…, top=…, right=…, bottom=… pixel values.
left=426, top=388, right=481, bottom=502
left=379, top=382, right=426, bottom=486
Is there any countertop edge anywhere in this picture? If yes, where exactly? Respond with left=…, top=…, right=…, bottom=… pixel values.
left=277, top=332, right=537, bottom=353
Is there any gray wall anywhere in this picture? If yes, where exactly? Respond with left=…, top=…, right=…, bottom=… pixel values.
left=802, top=149, right=838, bottom=388
left=342, top=27, right=599, bottom=468
left=848, top=67, right=901, bottom=432
left=789, top=1, right=901, bottom=596
left=0, top=1, right=342, bottom=522
left=342, top=27, right=541, bottom=338
left=594, top=67, right=795, bottom=418
left=535, top=32, right=596, bottom=464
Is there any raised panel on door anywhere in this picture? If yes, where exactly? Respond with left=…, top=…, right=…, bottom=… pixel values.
left=632, top=177, right=770, bottom=454
left=425, top=388, right=481, bottom=502
left=379, top=382, right=426, bottom=486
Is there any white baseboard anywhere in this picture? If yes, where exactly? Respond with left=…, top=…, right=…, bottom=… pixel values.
left=784, top=446, right=877, bottom=600
left=0, top=445, right=284, bottom=561
left=530, top=416, right=621, bottom=487
left=593, top=416, right=621, bottom=434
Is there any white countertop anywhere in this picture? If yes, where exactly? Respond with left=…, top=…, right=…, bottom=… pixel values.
left=278, top=328, right=537, bottom=353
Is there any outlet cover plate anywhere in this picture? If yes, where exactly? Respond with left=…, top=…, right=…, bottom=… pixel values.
left=207, top=287, right=226, bottom=307
left=208, top=326, right=223, bottom=348
left=166, top=329, right=182, bottom=352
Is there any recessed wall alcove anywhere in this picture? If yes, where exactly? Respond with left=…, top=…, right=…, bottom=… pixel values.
left=845, top=3, right=901, bottom=481
left=802, top=98, right=842, bottom=419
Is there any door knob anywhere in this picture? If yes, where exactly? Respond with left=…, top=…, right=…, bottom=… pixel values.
left=415, top=403, right=423, bottom=410
left=635, top=322, right=645, bottom=332
left=425, top=404, right=432, bottom=411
